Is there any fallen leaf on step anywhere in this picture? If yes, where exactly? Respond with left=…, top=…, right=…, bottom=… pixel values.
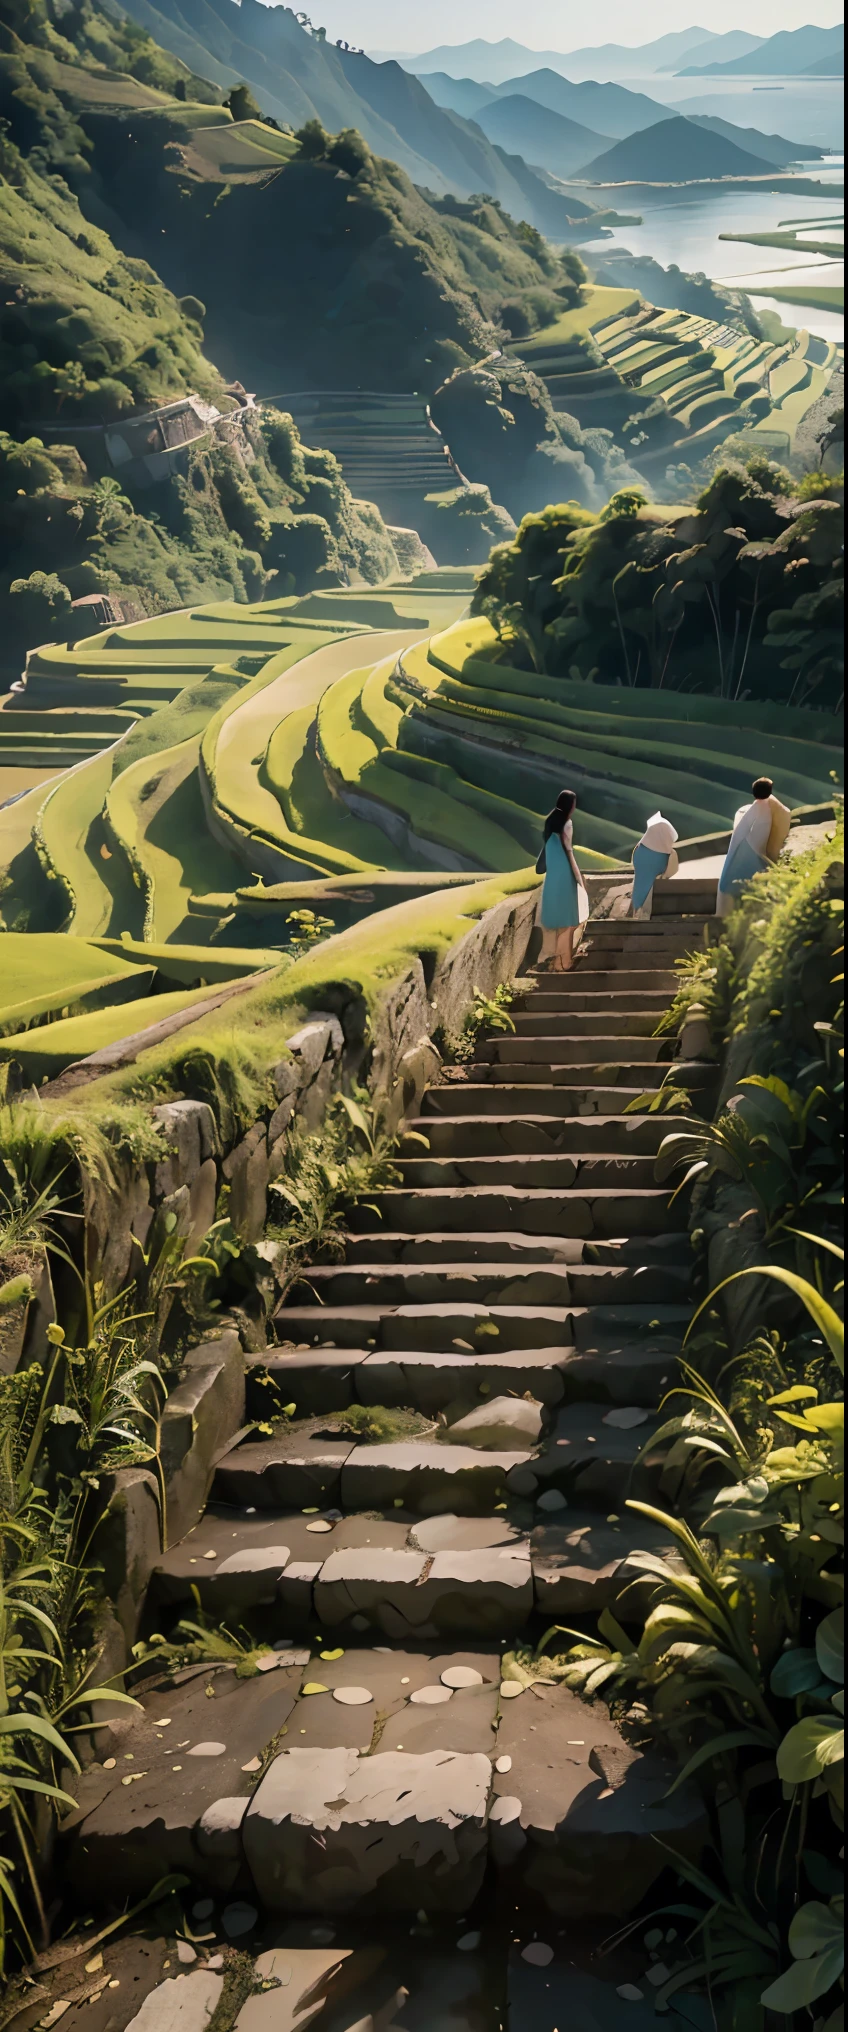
left=302, top=1682, right=329, bottom=1696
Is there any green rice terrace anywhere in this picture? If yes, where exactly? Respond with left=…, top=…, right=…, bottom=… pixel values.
left=507, top=284, right=843, bottom=473
left=0, top=514, right=841, bottom=1083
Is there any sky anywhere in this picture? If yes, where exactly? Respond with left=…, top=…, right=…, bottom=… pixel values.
left=281, top=1, right=845, bottom=51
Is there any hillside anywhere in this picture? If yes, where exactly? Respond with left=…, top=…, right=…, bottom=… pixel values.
left=115, top=0, right=601, bottom=235
left=475, top=96, right=612, bottom=179
left=678, top=22, right=844, bottom=75
left=579, top=117, right=771, bottom=183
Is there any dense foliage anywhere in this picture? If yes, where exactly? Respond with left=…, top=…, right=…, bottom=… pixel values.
left=432, top=355, right=642, bottom=522
left=0, top=409, right=398, bottom=664
left=474, top=460, right=845, bottom=709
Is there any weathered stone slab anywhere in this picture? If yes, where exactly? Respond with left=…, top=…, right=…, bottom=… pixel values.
left=213, top=1433, right=352, bottom=1510
left=489, top=1682, right=706, bottom=1918
left=244, top=1748, right=491, bottom=1912
left=531, top=1514, right=679, bottom=1621
left=162, top=1329, right=245, bottom=1544
left=340, top=1443, right=528, bottom=1515
left=125, top=1968, right=223, bottom=2032
left=61, top=1665, right=302, bottom=1899
left=235, top=1927, right=497, bottom=2032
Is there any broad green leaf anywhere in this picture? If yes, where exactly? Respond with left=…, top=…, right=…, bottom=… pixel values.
left=770, top=1648, right=822, bottom=1698
left=777, top=1714, right=844, bottom=1784
left=816, top=1610, right=844, bottom=1687
left=760, top=1942, right=844, bottom=2010
left=788, top=1899, right=844, bottom=1960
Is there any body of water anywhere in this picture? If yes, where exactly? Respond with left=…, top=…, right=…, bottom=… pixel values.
left=580, top=162, right=844, bottom=341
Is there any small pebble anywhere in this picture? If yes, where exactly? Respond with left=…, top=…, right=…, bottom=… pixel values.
left=310, top=1925, right=336, bottom=1944
left=490, top=1796, right=522, bottom=1824
left=187, top=1742, right=226, bottom=1757
left=521, top=1942, right=553, bottom=1966
left=204, top=1549, right=218, bottom=1559
left=604, top=1407, right=649, bottom=1429
left=306, top=1519, right=334, bottom=1534
left=242, top=1757, right=261, bottom=1773
left=616, top=1985, right=645, bottom=2002
left=176, top=1942, right=197, bottom=1965
left=646, top=1964, right=670, bottom=1986
left=222, top=1902, right=258, bottom=1938
left=102, top=1758, right=116, bottom=1770
left=410, top=1685, right=452, bottom=1705
left=457, top=1931, right=481, bottom=1951
left=441, top=1666, right=483, bottom=1689
left=332, top=1687, right=373, bottom=1706
left=495, top=1755, right=512, bottom=1773
left=207, top=1955, right=224, bottom=1970
left=536, top=1489, right=567, bottom=1512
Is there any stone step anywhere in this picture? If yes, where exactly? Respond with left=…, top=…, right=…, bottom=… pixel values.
left=526, top=969, right=680, bottom=995
left=512, top=987, right=673, bottom=1013
left=578, top=916, right=711, bottom=939
left=337, top=1228, right=691, bottom=1266
left=214, top=1431, right=530, bottom=1513
left=484, top=1062, right=684, bottom=1090
left=569, top=946, right=700, bottom=971
left=402, top=1112, right=686, bottom=1156
left=486, top=1034, right=670, bottom=1065
left=151, top=1502, right=681, bottom=1633
left=510, top=1009, right=661, bottom=1036
left=282, top=1256, right=689, bottom=1311
left=252, top=1328, right=680, bottom=1417
left=395, top=1153, right=660, bottom=1189
left=354, top=1186, right=687, bottom=1235
left=61, top=1643, right=705, bottom=1917
left=422, top=1077, right=712, bottom=1114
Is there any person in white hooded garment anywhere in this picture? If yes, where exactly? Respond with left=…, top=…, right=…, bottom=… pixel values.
left=630, top=811, right=679, bottom=917
left=717, top=777, right=791, bottom=918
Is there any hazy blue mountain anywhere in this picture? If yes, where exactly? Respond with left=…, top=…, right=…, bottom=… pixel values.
left=389, top=29, right=717, bottom=84
left=491, top=71, right=669, bottom=139
left=688, top=113, right=825, bottom=165
left=579, top=115, right=771, bottom=182
left=421, top=73, right=498, bottom=116
left=655, top=29, right=764, bottom=71
left=475, top=95, right=611, bottom=177
left=678, top=23, right=843, bottom=75
left=803, top=48, right=845, bottom=75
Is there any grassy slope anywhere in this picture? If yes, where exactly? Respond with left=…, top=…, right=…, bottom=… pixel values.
left=62, top=869, right=538, bottom=1120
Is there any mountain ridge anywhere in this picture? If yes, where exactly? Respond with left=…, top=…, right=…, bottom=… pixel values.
left=578, top=115, right=772, bottom=183
left=678, top=21, right=843, bottom=75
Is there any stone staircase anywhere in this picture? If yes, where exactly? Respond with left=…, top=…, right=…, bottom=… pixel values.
left=60, top=887, right=720, bottom=2026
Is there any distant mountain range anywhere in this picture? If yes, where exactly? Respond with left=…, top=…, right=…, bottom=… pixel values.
left=677, top=22, right=843, bottom=75
left=423, top=69, right=824, bottom=175
left=579, top=116, right=778, bottom=184
left=425, top=69, right=672, bottom=140
left=387, top=28, right=766, bottom=84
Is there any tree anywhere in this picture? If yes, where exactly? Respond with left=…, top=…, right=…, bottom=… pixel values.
left=9, top=572, right=73, bottom=645
left=295, top=119, right=329, bottom=161
left=226, top=83, right=262, bottom=124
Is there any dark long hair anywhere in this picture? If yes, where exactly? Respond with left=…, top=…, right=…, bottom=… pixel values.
left=543, top=789, right=577, bottom=842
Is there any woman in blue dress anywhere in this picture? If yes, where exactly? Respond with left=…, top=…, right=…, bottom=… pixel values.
left=539, top=789, right=588, bottom=972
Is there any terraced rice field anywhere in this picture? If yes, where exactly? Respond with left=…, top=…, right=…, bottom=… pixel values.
left=509, top=286, right=842, bottom=470
left=263, top=392, right=459, bottom=530
left=1, top=571, right=838, bottom=1079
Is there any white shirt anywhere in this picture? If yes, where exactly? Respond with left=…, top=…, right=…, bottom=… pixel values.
left=730, top=800, right=772, bottom=857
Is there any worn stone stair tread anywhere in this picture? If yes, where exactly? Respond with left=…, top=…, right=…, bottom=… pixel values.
left=489, top=1678, right=707, bottom=1917
left=282, top=1263, right=690, bottom=1313
left=274, top=1297, right=690, bottom=1353
left=65, top=1642, right=704, bottom=1915
left=510, top=1402, right=662, bottom=1506
left=483, top=1062, right=713, bottom=1091
left=487, top=1037, right=670, bottom=1064
left=395, top=1154, right=663, bottom=1189
left=421, top=1079, right=711, bottom=1114
left=335, top=1227, right=691, bottom=1265
left=403, top=1113, right=690, bottom=1155
left=357, top=1186, right=688, bottom=1236
left=507, top=1935, right=713, bottom=2028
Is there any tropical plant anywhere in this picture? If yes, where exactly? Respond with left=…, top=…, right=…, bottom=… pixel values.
left=436, top=982, right=516, bottom=1064
left=267, top=1089, right=401, bottom=1299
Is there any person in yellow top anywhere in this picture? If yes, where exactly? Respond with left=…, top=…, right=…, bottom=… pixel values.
left=716, top=778, right=791, bottom=917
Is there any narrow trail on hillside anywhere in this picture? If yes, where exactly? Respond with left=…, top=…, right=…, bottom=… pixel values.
left=62, top=876, right=719, bottom=2024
